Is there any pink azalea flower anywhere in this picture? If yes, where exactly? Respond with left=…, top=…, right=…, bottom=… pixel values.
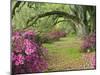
left=15, top=54, right=24, bottom=65
left=12, top=32, right=21, bottom=40
left=25, top=48, right=35, bottom=55
left=91, top=55, right=96, bottom=68
left=12, top=52, right=16, bottom=61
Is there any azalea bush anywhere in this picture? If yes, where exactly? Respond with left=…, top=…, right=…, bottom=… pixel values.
left=12, top=30, right=48, bottom=74
left=91, top=55, right=96, bottom=68
left=40, top=31, right=67, bottom=43
left=83, top=54, right=96, bottom=68
left=81, top=33, right=96, bottom=52
left=40, top=34, right=52, bottom=43
left=49, top=31, right=66, bottom=40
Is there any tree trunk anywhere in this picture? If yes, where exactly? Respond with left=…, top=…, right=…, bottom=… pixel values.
left=75, top=23, right=87, bottom=37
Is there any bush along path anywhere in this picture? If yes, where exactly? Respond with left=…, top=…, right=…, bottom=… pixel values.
left=11, top=31, right=48, bottom=74
left=11, top=30, right=96, bottom=74
left=43, top=36, right=96, bottom=72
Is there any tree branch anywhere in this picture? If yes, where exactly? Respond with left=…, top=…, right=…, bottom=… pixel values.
left=24, top=11, right=79, bottom=29
left=12, top=1, right=22, bottom=18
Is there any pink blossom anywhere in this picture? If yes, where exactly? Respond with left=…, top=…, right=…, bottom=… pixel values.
left=91, top=55, right=96, bottom=68
left=25, top=48, right=35, bottom=55
left=15, top=54, right=24, bottom=65
left=12, top=32, right=21, bottom=40
left=24, top=39, right=32, bottom=46
left=12, top=52, right=16, bottom=61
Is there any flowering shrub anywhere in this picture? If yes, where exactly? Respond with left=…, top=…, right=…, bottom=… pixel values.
left=83, top=53, right=96, bottom=69
left=91, top=55, right=96, bottom=68
left=40, top=34, right=52, bottom=43
left=12, top=30, right=48, bottom=74
left=48, top=31, right=66, bottom=41
left=81, top=33, right=96, bottom=52
left=40, top=31, right=67, bottom=43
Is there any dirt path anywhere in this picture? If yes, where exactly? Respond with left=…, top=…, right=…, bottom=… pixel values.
left=43, top=37, right=95, bottom=72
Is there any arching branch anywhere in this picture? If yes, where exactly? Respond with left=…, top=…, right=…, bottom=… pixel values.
left=24, top=11, right=79, bottom=29
left=12, top=1, right=26, bottom=19
left=12, top=1, right=22, bottom=18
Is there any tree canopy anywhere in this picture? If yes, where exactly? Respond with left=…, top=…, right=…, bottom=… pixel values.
left=12, top=1, right=96, bottom=36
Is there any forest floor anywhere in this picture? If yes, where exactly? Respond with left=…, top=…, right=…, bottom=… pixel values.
left=43, top=36, right=95, bottom=72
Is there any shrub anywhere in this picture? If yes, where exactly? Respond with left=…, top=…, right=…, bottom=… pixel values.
left=37, top=31, right=67, bottom=43
left=48, top=31, right=60, bottom=41
left=83, top=54, right=96, bottom=68
left=40, top=34, right=52, bottom=43
left=46, top=31, right=67, bottom=42
left=81, top=33, right=96, bottom=52
left=12, top=30, right=48, bottom=74
left=91, top=55, right=96, bottom=68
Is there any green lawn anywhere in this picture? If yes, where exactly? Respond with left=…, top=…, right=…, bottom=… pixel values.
left=43, top=36, right=93, bottom=72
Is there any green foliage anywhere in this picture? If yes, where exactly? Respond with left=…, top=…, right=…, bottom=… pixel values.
left=12, top=1, right=72, bottom=31
left=69, top=5, right=96, bottom=36
left=12, top=1, right=96, bottom=37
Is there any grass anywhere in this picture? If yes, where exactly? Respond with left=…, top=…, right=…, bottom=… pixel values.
left=43, top=36, right=94, bottom=72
